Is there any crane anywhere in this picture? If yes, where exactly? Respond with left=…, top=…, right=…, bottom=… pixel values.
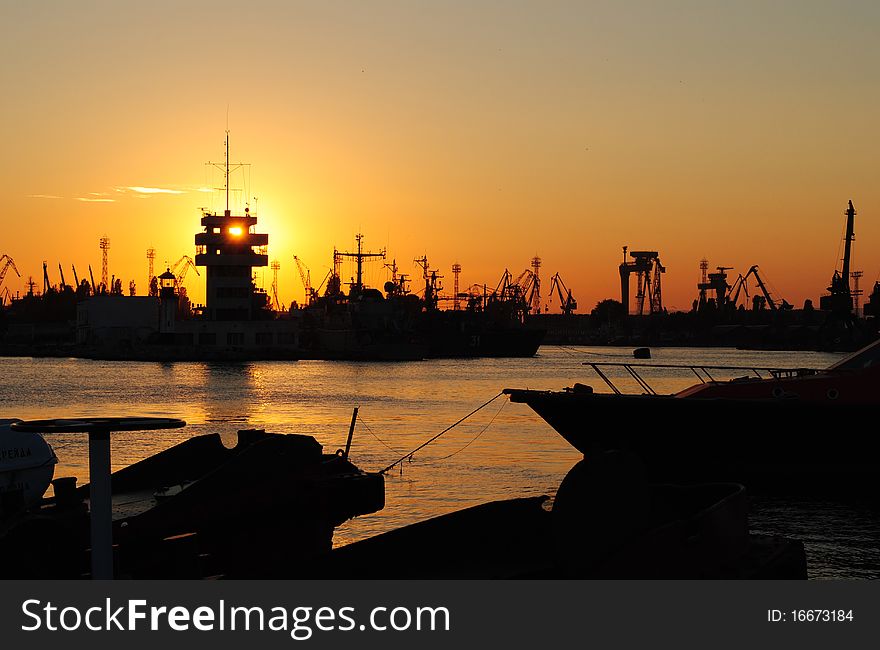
left=0, top=255, right=21, bottom=293
left=58, top=263, right=67, bottom=289
left=89, top=265, right=98, bottom=295
left=293, top=255, right=313, bottom=305
left=727, top=273, right=749, bottom=308
left=548, top=272, right=577, bottom=315
left=316, top=269, right=332, bottom=296
left=270, top=259, right=281, bottom=310
left=746, top=265, right=791, bottom=311
left=619, top=248, right=665, bottom=315
left=493, top=269, right=513, bottom=297
left=71, top=265, right=80, bottom=287
left=512, top=269, right=540, bottom=313
left=170, top=255, right=200, bottom=288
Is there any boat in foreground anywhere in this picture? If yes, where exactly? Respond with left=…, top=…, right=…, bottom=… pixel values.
left=504, top=340, right=880, bottom=493
left=0, top=425, right=384, bottom=578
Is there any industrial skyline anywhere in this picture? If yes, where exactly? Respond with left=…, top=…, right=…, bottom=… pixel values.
left=3, top=1, right=879, bottom=311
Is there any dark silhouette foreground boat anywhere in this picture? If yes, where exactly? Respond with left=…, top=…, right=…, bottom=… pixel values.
left=504, top=339, right=880, bottom=494
left=308, top=472, right=804, bottom=579
left=0, top=426, right=384, bottom=578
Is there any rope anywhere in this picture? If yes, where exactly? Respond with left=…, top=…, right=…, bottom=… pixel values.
left=553, top=345, right=633, bottom=357
left=379, top=392, right=504, bottom=474
left=431, top=398, right=507, bottom=461
left=356, top=414, right=405, bottom=455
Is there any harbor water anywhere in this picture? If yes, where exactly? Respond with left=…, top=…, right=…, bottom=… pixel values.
left=2, top=346, right=878, bottom=579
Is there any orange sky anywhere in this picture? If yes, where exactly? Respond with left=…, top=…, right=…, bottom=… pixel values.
left=3, top=1, right=879, bottom=312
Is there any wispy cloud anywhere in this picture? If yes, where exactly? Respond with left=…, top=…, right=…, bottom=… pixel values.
left=76, top=197, right=116, bottom=203
left=27, top=194, right=63, bottom=199
left=125, top=186, right=185, bottom=195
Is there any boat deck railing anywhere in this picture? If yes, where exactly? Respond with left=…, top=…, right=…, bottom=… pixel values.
left=581, top=362, right=821, bottom=395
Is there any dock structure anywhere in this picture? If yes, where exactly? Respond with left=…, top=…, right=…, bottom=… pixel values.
left=619, top=247, right=665, bottom=316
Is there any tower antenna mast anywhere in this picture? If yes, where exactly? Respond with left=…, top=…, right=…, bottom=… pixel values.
left=225, top=130, right=230, bottom=214
left=208, top=130, right=246, bottom=217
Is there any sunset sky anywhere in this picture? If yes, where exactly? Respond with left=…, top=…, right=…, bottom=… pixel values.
left=2, top=0, right=879, bottom=312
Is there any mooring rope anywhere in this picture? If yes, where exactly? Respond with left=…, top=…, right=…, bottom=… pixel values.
left=379, top=391, right=505, bottom=475
left=356, top=414, right=406, bottom=455
left=431, top=398, right=507, bottom=461
left=553, top=344, right=633, bottom=357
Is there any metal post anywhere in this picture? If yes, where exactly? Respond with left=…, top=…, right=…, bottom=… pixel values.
left=344, top=407, right=359, bottom=459
left=88, top=428, right=113, bottom=579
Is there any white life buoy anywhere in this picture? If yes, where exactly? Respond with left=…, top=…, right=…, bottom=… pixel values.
left=0, top=419, right=59, bottom=508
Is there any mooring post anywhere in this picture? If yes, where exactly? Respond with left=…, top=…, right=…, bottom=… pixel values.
left=88, top=427, right=113, bottom=580
left=344, top=407, right=359, bottom=459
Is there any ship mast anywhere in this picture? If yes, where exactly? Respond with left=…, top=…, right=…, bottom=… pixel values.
left=337, top=233, right=386, bottom=293
left=208, top=130, right=247, bottom=218
left=225, top=130, right=230, bottom=215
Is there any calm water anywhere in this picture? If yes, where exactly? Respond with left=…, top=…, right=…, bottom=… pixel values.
left=2, top=346, right=877, bottom=579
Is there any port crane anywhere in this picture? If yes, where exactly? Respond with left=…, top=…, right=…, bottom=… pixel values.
left=548, top=272, right=577, bottom=315
left=170, top=255, right=200, bottom=289
left=511, top=268, right=542, bottom=314
left=820, top=200, right=857, bottom=315
left=729, top=266, right=791, bottom=311
left=727, top=273, right=749, bottom=308
left=270, top=260, right=281, bottom=310
left=619, top=247, right=665, bottom=315
left=492, top=269, right=514, bottom=299
left=89, top=265, right=98, bottom=295
left=42, top=261, right=51, bottom=294
left=293, top=255, right=314, bottom=305
left=0, top=255, right=21, bottom=295
left=315, top=270, right=331, bottom=296
left=746, top=265, right=791, bottom=311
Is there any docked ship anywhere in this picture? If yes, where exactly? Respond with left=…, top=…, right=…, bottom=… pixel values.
left=298, top=240, right=544, bottom=359
left=504, top=339, right=880, bottom=494
left=296, top=234, right=427, bottom=360
left=410, top=263, right=545, bottom=358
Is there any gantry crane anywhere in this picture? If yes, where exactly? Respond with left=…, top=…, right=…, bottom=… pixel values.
left=548, top=272, right=577, bottom=315
left=619, top=247, right=665, bottom=315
